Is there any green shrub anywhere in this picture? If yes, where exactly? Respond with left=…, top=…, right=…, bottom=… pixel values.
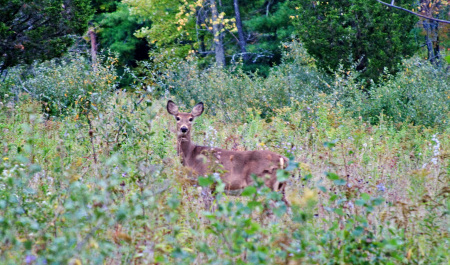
left=317, top=56, right=450, bottom=129
left=132, top=40, right=327, bottom=121
left=0, top=53, right=118, bottom=117
left=365, top=59, right=450, bottom=127
left=136, top=40, right=449, bottom=128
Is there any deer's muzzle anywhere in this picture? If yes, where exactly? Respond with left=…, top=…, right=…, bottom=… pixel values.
left=180, top=126, right=188, bottom=133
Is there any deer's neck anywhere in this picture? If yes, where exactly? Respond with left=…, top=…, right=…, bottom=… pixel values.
left=177, top=136, right=195, bottom=165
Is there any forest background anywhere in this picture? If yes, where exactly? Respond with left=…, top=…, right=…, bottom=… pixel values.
left=0, top=0, right=449, bottom=264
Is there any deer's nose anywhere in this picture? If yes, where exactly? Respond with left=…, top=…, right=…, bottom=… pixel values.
left=180, top=127, right=188, bottom=133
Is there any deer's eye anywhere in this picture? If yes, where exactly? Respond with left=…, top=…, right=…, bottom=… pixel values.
left=176, top=117, right=180, bottom=121
left=189, top=118, right=193, bottom=122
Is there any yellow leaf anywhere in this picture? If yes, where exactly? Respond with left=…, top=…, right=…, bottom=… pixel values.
left=68, top=258, right=82, bottom=265
left=116, top=233, right=132, bottom=243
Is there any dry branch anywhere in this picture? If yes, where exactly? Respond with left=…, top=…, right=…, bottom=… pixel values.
left=375, top=0, right=450, bottom=24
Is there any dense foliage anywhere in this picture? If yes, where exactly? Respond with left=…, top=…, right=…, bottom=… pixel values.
left=0, top=0, right=93, bottom=71
left=93, top=2, right=151, bottom=66
left=135, top=40, right=449, bottom=128
left=0, top=56, right=448, bottom=262
left=293, top=0, right=419, bottom=82
left=0, top=1, right=449, bottom=264
left=123, top=0, right=295, bottom=73
left=0, top=54, right=118, bottom=116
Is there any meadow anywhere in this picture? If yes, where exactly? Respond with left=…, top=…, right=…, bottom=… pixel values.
left=0, top=43, right=449, bottom=264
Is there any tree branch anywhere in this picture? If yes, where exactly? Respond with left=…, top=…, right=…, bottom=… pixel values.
left=375, top=0, right=450, bottom=24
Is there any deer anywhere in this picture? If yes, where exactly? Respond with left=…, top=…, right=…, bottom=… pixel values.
left=166, top=100, right=290, bottom=206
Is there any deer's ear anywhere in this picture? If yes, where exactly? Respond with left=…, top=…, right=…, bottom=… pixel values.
left=191, top=102, right=204, bottom=117
left=167, top=100, right=179, bottom=116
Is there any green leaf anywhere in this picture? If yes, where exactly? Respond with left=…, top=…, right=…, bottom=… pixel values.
left=24, top=240, right=32, bottom=250
left=247, top=201, right=262, bottom=209
left=317, top=186, right=327, bottom=193
left=29, top=164, right=42, bottom=174
left=361, top=193, right=371, bottom=201
left=241, top=186, right=257, bottom=197
left=330, top=194, right=338, bottom=202
left=323, top=141, right=337, bottom=149
left=333, top=179, right=346, bottom=185
left=355, top=199, right=365, bottom=206
left=326, top=172, right=340, bottom=180
left=334, top=208, right=344, bottom=216
left=303, top=174, right=313, bottom=181
left=198, top=177, right=214, bottom=187
left=372, top=198, right=384, bottom=206
left=445, top=55, right=450, bottom=64
left=352, top=226, right=364, bottom=237
left=276, top=170, right=290, bottom=182
left=285, top=160, right=299, bottom=171
left=245, top=222, right=261, bottom=235
left=15, top=155, right=29, bottom=164
left=273, top=204, right=287, bottom=217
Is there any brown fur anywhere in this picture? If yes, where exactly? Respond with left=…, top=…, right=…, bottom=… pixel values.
left=167, top=100, right=289, bottom=205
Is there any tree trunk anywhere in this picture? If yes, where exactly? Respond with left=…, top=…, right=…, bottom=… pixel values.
left=233, top=0, right=248, bottom=61
left=195, top=9, right=207, bottom=57
left=423, top=19, right=441, bottom=65
left=210, top=0, right=225, bottom=66
left=88, top=27, right=98, bottom=71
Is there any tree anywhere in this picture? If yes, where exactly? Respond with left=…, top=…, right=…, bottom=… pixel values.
left=0, top=0, right=93, bottom=71
left=233, top=0, right=248, bottom=61
left=375, top=0, right=450, bottom=65
left=293, top=0, right=419, bottom=82
left=123, top=0, right=294, bottom=72
left=241, top=0, right=295, bottom=74
left=210, top=0, right=226, bottom=66
left=123, top=0, right=196, bottom=62
left=94, top=3, right=151, bottom=66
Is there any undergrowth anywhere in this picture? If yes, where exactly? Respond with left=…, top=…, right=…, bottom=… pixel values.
left=0, top=93, right=448, bottom=264
left=0, top=42, right=448, bottom=264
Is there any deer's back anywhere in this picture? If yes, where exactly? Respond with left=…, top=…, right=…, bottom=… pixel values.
left=186, top=146, right=288, bottom=190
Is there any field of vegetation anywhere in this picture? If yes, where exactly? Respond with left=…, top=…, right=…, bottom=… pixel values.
left=0, top=39, right=449, bottom=264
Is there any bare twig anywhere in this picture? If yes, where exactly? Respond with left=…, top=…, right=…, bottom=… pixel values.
left=115, top=91, right=150, bottom=143
left=375, top=0, right=450, bottom=24
left=76, top=219, right=104, bottom=251
left=86, top=112, right=98, bottom=164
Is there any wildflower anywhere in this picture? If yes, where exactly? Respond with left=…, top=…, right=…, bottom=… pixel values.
left=430, top=134, right=440, bottom=165
left=3, top=157, right=8, bottom=161
left=376, top=183, right=386, bottom=192
left=212, top=172, right=221, bottom=181
left=25, top=255, right=36, bottom=264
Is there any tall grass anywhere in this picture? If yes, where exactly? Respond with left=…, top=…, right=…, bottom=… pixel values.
left=0, top=47, right=448, bottom=264
left=0, top=93, right=448, bottom=264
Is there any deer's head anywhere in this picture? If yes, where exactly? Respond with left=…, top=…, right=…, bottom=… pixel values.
left=167, top=100, right=204, bottom=138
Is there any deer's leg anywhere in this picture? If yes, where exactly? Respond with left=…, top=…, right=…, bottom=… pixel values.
left=209, top=184, right=218, bottom=212
left=279, top=182, right=290, bottom=207
left=200, top=186, right=213, bottom=211
left=266, top=171, right=291, bottom=208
